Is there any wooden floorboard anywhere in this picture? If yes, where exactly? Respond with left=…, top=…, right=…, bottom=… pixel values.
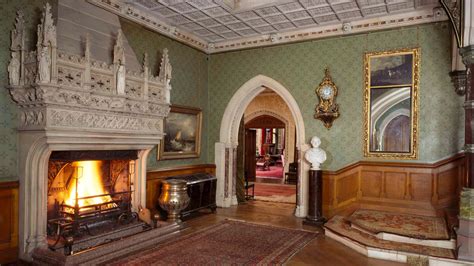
left=181, top=201, right=405, bottom=266
left=13, top=201, right=404, bottom=265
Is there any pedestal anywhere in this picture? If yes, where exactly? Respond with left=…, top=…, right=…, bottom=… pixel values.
left=303, top=170, right=326, bottom=226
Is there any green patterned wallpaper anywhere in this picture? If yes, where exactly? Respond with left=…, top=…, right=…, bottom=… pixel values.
left=120, top=19, right=209, bottom=170
left=208, top=22, right=464, bottom=170
left=0, top=14, right=465, bottom=179
left=0, top=0, right=57, bottom=181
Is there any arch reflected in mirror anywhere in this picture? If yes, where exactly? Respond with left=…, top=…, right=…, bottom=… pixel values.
left=370, top=87, right=411, bottom=153
left=364, top=48, right=419, bottom=159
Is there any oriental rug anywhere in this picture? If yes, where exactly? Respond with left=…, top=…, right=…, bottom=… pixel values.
left=325, top=216, right=455, bottom=259
left=109, top=220, right=317, bottom=265
left=254, top=183, right=296, bottom=204
left=348, top=209, right=450, bottom=240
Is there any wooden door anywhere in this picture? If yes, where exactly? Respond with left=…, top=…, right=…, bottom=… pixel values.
left=245, top=129, right=257, bottom=182
left=384, top=115, right=410, bottom=152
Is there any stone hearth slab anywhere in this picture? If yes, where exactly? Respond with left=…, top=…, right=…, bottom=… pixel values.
left=49, top=221, right=151, bottom=253
left=33, top=222, right=183, bottom=265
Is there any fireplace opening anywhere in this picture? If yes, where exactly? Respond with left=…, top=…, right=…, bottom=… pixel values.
left=47, top=150, right=149, bottom=254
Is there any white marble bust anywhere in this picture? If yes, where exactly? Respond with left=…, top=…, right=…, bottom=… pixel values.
left=305, top=136, right=327, bottom=170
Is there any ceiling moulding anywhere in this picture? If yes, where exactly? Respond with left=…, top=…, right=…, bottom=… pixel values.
left=88, top=0, right=448, bottom=54
left=87, top=0, right=209, bottom=51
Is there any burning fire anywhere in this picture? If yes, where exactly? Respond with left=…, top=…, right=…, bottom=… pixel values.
left=65, top=160, right=113, bottom=209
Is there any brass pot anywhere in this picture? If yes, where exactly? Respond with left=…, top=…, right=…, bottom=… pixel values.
left=158, top=179, right=190, bottom=223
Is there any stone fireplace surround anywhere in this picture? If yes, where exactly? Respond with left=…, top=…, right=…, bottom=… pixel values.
left=6, top=4, right=172, bottom=260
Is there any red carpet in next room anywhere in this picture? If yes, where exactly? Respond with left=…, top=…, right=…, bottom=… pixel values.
left=256, top=165, right=283, bottom=179
left=109, top=219, right=317, bottom=265
left=254, top=183, right=296, bottom=204
left=348, top=209, right=450, bottom=240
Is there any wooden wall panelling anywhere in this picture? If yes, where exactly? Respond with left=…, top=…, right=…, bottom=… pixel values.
left=436, top=161, right=463, bottom=210
left=0, top=181, right=19, bottom=264
left=335, top=172, right=359, bottom=206
left=146, top=164, right=216, bottom=213
left=322, top=175, right=334, bottom=209
left=438, top=168, right=457, bottom=199
left=360, top=170, right=383, bottom=198
left=384, top=171, right=407, bottom=200
left=410, top=172, right=433, bottom=201
left=323, top=153, right=466, bottom=218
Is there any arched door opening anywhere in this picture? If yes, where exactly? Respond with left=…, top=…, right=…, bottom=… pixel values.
left=242, top=94, right=296, bottom=204
left=215, top=75, right=309, bottom=217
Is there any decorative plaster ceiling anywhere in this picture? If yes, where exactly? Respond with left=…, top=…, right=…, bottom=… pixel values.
left=89, top=0, right=447, bottom=53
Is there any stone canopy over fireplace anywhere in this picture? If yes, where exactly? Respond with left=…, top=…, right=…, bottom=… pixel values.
left=6, top=3, right=172, bottom=260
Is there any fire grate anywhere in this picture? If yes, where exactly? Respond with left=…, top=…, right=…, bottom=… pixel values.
left=47, top=190, right=138, bottom=253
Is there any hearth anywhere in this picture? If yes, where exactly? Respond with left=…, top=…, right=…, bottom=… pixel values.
left=46, top=151, right=150, bottom=254
left=6, top=3, right=174, bottom=261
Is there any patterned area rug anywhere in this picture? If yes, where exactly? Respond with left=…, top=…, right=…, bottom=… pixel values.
left=254, top=183, right=296, bottom=204
left=109, top=220, right=317, bottom=265
left=348, top=209, right=450, bottom=240
left=325, top=216, right=455, bottom=259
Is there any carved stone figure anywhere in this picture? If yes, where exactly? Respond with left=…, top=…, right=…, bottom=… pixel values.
left=116, top=65, right=125, bottom=95
left=165, top=84, right=171, bottom=103
left=8, top=52, right=20, bottom=85
left=38, top=46, right=51, bottom=83
left=159, top=49, right=172, bottom=103
left=36, top=3, right=56, bottom=83
left=305, top=136, right=327, bottom=170
left=9, top=11, right=25, bottom=86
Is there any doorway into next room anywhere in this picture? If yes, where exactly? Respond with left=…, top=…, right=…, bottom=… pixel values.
left=242, top=88, right=297, bottom=204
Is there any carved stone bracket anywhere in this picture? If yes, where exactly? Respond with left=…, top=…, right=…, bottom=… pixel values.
left=450, top=70, right=467, bottom=96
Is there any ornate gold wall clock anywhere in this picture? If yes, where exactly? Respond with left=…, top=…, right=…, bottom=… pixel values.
left=314, top=68, right=340, bottom=129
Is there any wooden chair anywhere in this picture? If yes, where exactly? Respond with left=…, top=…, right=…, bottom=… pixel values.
left=256, top=154, right=271, bottom=171
left=276, top=154, right=284, bottom=167
left=285, top=162, right=297, bottom=184
left=244, top=172, right=254, bottom=199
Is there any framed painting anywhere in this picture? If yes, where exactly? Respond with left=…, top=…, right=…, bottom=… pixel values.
left=158, top=105, right=202, bottom=160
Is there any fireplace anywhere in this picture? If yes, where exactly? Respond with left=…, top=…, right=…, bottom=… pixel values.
left=46, top=151, right=148, bottom=254
left=7, top=4, right=174, bottom=261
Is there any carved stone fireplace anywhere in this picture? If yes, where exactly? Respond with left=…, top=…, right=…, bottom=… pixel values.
left=46, top=150, right=141, bottom=254
left=7, top=4, right=172, bottom=260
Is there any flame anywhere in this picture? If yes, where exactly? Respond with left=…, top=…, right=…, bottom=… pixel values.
left=65, top=160, right=113, bottom=209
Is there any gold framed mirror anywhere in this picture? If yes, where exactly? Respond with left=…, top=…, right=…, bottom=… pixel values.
left=363, top=48, right=420, bottom=159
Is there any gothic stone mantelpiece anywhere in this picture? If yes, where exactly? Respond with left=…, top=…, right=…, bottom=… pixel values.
left=6, top=4, right=173, bottom=260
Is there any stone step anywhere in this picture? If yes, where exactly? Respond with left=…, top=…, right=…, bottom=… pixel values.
left=324, top=216, right=455, bottom=260
left=350, top=223, right=456, bottom=250
left=325, top=227, right=473, bottom=266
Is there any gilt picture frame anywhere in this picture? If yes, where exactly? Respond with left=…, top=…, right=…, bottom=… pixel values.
left=363, top=48, right=420, bottom=159
left=158, top=105, right=202, bottom=160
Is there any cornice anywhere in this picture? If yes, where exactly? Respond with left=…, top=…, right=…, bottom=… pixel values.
left=88, top=0, right=448, bottom=54
left=87, top=0, right=209, bottom=51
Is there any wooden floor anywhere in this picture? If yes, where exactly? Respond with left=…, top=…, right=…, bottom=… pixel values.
left=182, top=201, right=404, bottom=266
